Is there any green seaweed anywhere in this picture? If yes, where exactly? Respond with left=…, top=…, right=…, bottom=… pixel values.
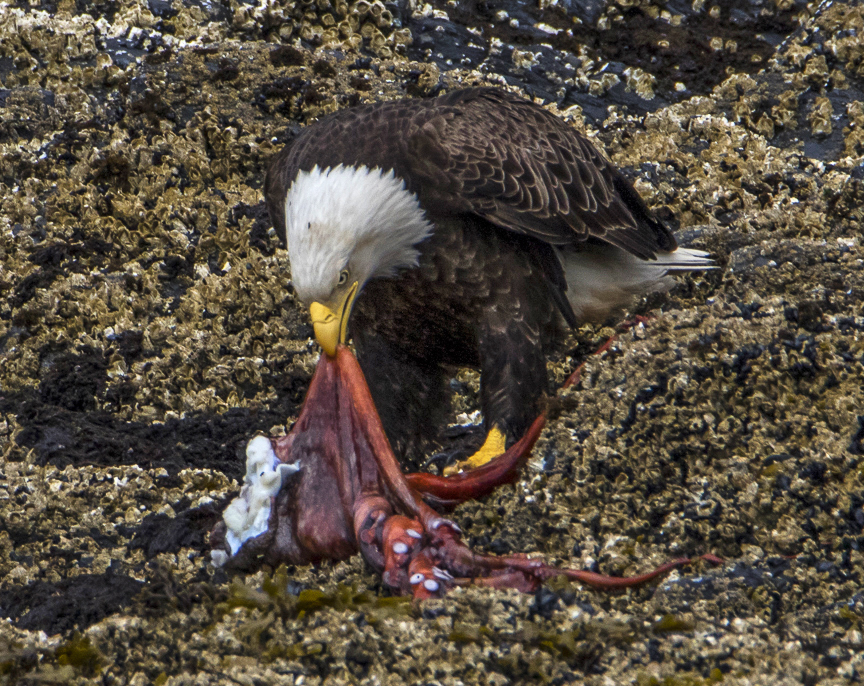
left=839, top=605, right=862, bottom=626
left=54, top=632, right=104, bottom=677
left=653, top=614, right=696, bottom=634
left=215, top=564, right=414, bottom=656
left=637, top=667, right=725, bottom=685
left=449, top=617, right=633, bottom=669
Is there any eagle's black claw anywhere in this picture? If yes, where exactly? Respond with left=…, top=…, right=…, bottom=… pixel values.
left=422, top=450, right=461, bottom=474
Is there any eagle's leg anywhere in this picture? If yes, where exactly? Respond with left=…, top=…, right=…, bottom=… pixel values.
left=444, top=318, right=548, bottom=475
left=406, top=413, right=546, bottom=508
left=405, top=321, right=633, bottom=502
left=444, top=426, right=507, bottom=474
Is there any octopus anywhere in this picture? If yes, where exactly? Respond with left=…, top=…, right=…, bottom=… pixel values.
left=211, top=345, right=719, bottom=599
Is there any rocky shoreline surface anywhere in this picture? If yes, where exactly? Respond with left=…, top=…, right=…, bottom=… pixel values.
left=1, top=0, right=863, bottom=683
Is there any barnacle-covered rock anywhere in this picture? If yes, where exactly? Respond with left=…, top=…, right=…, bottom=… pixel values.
left=1, top=0, right=863, bottom=683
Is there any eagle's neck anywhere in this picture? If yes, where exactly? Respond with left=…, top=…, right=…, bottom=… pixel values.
left=284, top=165, right=433, bottom=303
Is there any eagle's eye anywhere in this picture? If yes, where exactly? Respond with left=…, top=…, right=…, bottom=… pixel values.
left=338, top=269, right=349, bottom=286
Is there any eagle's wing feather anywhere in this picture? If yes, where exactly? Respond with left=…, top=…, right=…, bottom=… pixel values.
left=406, top=88, right=677, bottom=259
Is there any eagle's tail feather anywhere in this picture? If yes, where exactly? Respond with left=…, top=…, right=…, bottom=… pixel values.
left=558, top=244, right=715, bottom=322
left=650, top=247, right=717, bottom=272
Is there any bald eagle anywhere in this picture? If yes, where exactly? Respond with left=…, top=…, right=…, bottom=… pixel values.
left=265, top=88, right=711, bottom=470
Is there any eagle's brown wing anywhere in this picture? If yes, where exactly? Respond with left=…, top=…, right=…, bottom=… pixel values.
left=402, top=88, right=676, bottom=259
left=265, top=87, right=676, bottom=260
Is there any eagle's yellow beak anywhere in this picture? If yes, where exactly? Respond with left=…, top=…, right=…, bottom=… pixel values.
left=309, top=281, right=358, bottom=357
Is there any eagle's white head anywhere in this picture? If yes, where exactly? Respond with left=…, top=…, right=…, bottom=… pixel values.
left=284, top=164, right=433, bottom=355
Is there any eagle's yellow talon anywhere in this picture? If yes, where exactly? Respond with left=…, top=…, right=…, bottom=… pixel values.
left=443, top=426, right=507, bottom=476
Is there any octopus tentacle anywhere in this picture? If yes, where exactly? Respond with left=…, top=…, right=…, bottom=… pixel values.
left=353, top=495, right=392, bottom=572
left=337, top=346, right=462, bottom=535
left=405, top=414, right=545, bottom=506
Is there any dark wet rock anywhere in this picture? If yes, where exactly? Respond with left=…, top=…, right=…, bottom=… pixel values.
left=405, top=0, right=808, bottom=121
left=0, top=572, right=144, bottom=634
left=147, top=0, right=177, bottom=20
left=127, top=501, right=224, bottom=557
left=529, top=586, right=562, bottom=620
left=9, top=397, right=297, bottom=478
